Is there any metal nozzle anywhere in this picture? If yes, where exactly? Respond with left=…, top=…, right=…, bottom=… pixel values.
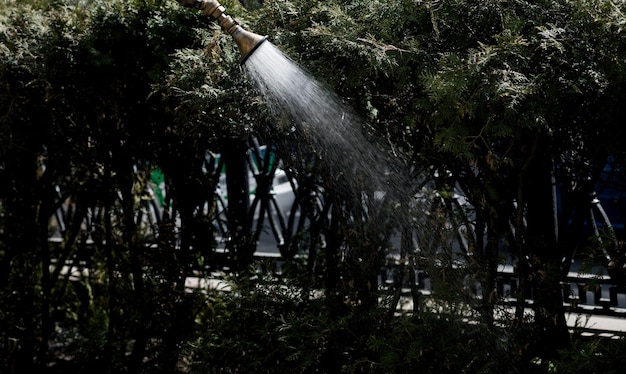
left=177, top=0, right=267, bottom=63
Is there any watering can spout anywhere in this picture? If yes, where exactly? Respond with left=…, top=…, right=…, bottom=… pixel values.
left=176, top=0, right=267, bottom=63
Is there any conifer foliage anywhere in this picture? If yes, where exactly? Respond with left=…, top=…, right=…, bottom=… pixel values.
left=2, top=0, right=626, bottom=372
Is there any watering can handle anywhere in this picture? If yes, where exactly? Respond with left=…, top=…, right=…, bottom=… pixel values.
left=176, top=0, right=236, bottom=32
left=176, top=0, right=268, bottom=63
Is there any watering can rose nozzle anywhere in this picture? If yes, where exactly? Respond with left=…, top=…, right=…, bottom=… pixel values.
left=176, top=0, right=267, bottom=63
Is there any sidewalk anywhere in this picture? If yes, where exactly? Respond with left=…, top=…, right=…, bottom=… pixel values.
left=185, top=275, right=626, bottom=339
left=567, top=312, right=626, bottom=338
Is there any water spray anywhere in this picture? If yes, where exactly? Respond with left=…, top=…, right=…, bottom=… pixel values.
left=177, top=0, right=413, bottom=233
left=176, top=0, right=267, bottom=63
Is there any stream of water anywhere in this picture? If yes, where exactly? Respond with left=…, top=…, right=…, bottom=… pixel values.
left=244, top=41, right=410, bottom=208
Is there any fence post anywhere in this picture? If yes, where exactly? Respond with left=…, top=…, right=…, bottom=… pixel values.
left=222, top=137, right=255, bottom=268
